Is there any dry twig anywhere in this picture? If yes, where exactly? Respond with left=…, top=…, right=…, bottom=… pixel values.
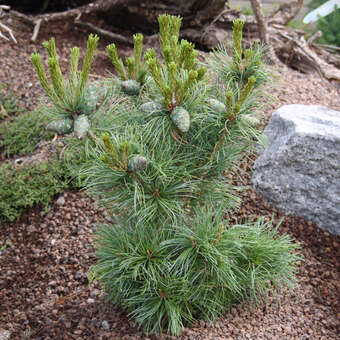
left=0, top=5, right=17, bottom=43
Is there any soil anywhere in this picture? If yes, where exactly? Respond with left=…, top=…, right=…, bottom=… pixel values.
left=0, top=14, right=340, bottom=340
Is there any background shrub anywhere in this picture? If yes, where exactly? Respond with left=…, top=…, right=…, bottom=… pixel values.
left=0, top=109, right=54, bottom=156
left=0, top=159, right=69, bottom=224
left=308, top=0, right=340, bottom=47
left=309, top=0, right=328, bottom=9
left=316, top=5, right=340, bottom=46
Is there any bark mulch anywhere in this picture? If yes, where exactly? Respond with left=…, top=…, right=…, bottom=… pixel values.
left=0, top=15, right=339, bottom=340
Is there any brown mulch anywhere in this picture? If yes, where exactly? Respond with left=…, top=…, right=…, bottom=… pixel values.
left=0, top=14, right=340, bottom=340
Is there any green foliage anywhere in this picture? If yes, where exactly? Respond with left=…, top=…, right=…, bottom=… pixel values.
left=239, top=6, right=254, bottom=16
left=286, top=19, right=309, bottom=31
left=308, top=0, right=327, bottom=10
left=0, top=239, right=7, bottom=253
left=316, top=5, right=340, bottom=46
left=0, top=83, right=21, bottom=119
left=31, top=34, right=99, bottom=137
left=90, top=211, right=300, bottom=335
left=0, top=109, right=54, bottom=156
left=107, top=33, right=147, bottom=85
left=144, top=14, right=206, bottom=110
left=0, top=158, right=69, bottom=224
left=209, top=22, right=270, bottom=90
left=82, top=16, right=300, bottom=335
left=307, top=0, right=340, bottom=47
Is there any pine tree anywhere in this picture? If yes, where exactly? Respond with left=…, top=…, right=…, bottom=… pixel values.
left=70, top=16, right=301, bottom=335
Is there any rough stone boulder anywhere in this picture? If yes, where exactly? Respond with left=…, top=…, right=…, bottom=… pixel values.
left=252, top=104, right=340, bottom=235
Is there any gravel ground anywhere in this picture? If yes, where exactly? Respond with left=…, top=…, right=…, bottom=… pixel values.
left=0, top=15, right=339, bottom=340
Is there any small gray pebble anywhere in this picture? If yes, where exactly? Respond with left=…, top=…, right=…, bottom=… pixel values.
left=101, top=320, right=110, bottom=331
left=56, top=196, right=65, bottom=206
left=27, top=225, right=36, bottom=233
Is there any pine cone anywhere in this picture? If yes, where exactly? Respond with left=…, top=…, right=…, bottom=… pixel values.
left=81, top=86, right=98, bottom=115
left=121, top=80, right=141, bottom=96
left=207, top=98, right=226, bottom=114
left=46, top=118, right=73, bottom=134
left=240, top=115, right=260, bottom=126
left=140, top=101, right=163, bottom=114
left=74, top=115, right=90, bottom=139
left=171, top=107, right=190, bottom=133
left=128, top=155, right=147, bottom=172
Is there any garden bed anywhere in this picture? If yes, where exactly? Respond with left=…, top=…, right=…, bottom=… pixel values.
left=0, top=16, right=339, bottom=339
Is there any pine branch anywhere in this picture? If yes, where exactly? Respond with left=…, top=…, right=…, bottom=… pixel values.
left=69, top=47, right=80, bottom=99
left=133, top=33, right=144, bottom=79
left=107, top=33, right=145, bottom=85
left=232, top=19, right=244, bottom=69
left=145, top=15, right=205, bottom=111
left=43, top=38, right=65, bottom=92
left=106, top=43, right=128, bottom=80
left=75, top=34, right=99, bottom=102
left=48, top=57, right=67, bottom=101
left=31, top=53, right=54, bottom=100
left=232, top=75, right=256, bottom=118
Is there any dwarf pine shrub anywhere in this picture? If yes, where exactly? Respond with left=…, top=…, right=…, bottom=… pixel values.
left=78, top=15, right=301, bottom=335
left=26, top=13, right=300, bottom=336
left=316, top=5, right=340, bottom=47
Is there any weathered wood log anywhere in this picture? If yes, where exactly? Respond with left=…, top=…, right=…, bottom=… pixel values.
left=5, top=0, right=340, bottom=83
left=9, top=0, right=226, bottom=42
left=267, top=0, right=304, bottom=25
left=276, top=29, right=340, bottom=81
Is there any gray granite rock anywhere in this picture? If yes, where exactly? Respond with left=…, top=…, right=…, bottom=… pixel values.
left=252, top=104, right=340, bottom=235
